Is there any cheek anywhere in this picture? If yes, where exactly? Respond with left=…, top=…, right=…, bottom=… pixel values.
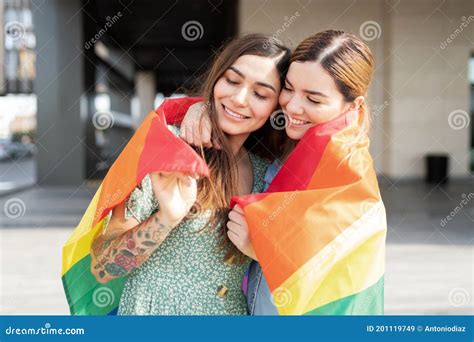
left=305, top=103, right=343, bottom=125
left=250, top=99, right=277, bottom=120
left=305, top=107, right=323, bottom=124
left=279, top=91, right=290, bottom=108
left=213, top=79, right=232, bottom=99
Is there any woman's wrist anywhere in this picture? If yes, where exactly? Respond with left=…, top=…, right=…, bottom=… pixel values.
left=156, top=210, right=183, bottom=229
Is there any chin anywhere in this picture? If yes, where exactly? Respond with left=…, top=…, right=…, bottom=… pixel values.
left=285, top=128, right=305, bottom=140
left=217, top=115, right=247, bottom=136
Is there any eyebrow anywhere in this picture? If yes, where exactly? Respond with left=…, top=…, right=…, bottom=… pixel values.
left=229, top=66, right=277, bottom=93
left=285, top=78, right=329, bottom=98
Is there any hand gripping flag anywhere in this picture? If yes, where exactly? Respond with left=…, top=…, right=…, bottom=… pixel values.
left=231, top=111, right=387, bottom=315
left=61, top=97, right=207, bottom=315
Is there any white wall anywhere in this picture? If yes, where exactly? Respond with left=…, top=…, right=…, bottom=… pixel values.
left=382, top=0, right=472, bottom=179
left=238, top=0, right=473, bottom=179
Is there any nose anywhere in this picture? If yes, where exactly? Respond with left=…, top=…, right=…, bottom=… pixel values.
left=285, top=95, right=304, bottom=117
left=230, top=87, right=248, bottom=107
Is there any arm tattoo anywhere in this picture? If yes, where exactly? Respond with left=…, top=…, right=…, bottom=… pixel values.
left=91, top=212, right=175, bottom=283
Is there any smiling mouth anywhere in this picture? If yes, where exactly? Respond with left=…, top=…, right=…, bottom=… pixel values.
left=222, top=104, right=250, bottom=120
left=289, top=117, right=311, bottom=126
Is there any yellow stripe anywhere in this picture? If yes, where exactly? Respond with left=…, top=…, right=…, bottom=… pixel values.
left=274, top=201, right=387, bottom=315
left=61, top=185, right=106, bottom=275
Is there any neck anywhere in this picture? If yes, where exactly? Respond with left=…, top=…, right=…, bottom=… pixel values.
left=227, top=132, right=249, bottom=157
left=280, top=139, right=297, bottom=163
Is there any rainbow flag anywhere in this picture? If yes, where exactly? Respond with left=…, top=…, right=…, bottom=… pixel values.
left=231, top=111, right=387, bottom=315
left=61, top=97, right=208, bottom=315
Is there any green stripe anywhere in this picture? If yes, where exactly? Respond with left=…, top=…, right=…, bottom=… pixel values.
left=304, top=276, right=384, bottom=315
left=62, top=255, right=126, bottom=315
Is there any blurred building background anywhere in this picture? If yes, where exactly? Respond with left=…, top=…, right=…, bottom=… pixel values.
left=0, top=0, right=472, bottom=315
left=0, top=0, right=472, bottom=187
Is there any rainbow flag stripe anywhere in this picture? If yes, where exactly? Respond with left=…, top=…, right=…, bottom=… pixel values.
left=232, top=111, right=387, bottom=315
left=61, top=98, right=207, bottom=315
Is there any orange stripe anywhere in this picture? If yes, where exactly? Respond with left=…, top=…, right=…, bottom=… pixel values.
left=308, top=119, right=370, bottom=189
left=93, top=112, right=154, bottom=226
left=246, top=128, right=381, bottom=290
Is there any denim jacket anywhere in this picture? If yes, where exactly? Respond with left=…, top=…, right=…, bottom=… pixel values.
left=244, top=160, right=282, bottom=315
left=246, top=261, right=278, bottom=315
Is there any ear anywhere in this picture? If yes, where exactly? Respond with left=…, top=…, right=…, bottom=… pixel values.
left=349, top=96, right=365, bottom=111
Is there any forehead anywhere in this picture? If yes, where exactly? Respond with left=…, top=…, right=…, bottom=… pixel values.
left=229, top=54, right=280, bottom=85
left=287, top=61, right=338, bottom=94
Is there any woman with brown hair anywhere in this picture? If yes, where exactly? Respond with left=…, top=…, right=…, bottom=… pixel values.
left=89, top=34, right=291, bottom=315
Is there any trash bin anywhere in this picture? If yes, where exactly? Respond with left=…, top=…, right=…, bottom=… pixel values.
left=425, top=154, right=449, bottom=184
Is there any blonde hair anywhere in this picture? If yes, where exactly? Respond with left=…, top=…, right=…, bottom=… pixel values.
left=291, top=30, right=375, bottom=138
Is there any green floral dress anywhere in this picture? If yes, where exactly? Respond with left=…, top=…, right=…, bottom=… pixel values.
left=117, top=126, right=270, bottom=315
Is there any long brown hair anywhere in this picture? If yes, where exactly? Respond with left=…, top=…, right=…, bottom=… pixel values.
left=189, top=34, right=290, bottom=263
left=290, top=30, right=374, bottom=136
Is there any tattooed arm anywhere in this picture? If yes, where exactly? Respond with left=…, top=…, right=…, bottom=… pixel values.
left=90, top=171, right=198, bottom=283
left=90, top=202, right=178, bottom=283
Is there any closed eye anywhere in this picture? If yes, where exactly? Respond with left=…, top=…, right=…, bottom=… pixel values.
left=225, top=77, right=239, bottom=85
left=254, top=92, right=267, bottom=100
left=308, top=97, right=321, bottom=105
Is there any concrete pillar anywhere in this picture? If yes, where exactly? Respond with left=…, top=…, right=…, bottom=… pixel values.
left=134, top=71, right=156, bottom=125
left=33, top=0, right=85, bottom=185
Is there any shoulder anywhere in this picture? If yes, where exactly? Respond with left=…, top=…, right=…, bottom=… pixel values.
left=249, top=152, right=272, bottom=176
left=249, top=152, right=271, bottom=167
left=249, top=153, right=273, bottom=193
left=264, top=159, right=282, bottom=186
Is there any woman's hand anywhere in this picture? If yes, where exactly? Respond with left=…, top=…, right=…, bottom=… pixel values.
left=226, top=205, right=257, bottom=260
left=149, top=171, right=198, bottom=225
left=179, top=101, right=219, bottom=149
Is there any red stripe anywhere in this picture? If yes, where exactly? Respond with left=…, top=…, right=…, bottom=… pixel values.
left=268, top=110, right=357, bottom=192
left=231, top=110, right=358, bottom=208
left=137, top=110, right=209, bottom=182
left=160, top=97, right=203, bottom=125
left=94, top=100, right=209, bottom=225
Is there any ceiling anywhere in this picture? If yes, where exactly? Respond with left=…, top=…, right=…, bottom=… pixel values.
left=83, top=0, right=238, bottom=93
